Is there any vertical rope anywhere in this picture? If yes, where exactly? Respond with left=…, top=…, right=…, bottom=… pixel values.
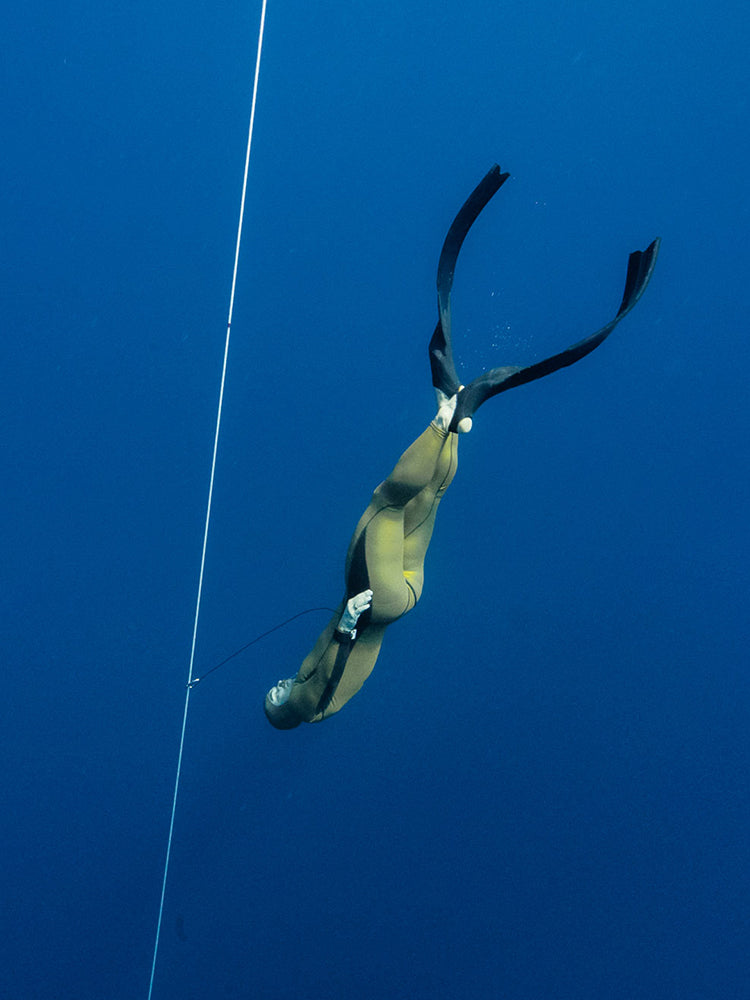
left=147, top=2, right=268, bottom=996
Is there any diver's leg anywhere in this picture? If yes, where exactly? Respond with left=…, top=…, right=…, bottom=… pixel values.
left=345, top=417, right=457, bottom=623
left=375, top=399, right=457, bottom=505
left=401, top=429, right=458, bottom=602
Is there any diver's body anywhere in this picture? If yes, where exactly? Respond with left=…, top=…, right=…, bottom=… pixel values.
left=266, top=410, right=458, bottom=728
left=264, top=165, right=660, bottom=730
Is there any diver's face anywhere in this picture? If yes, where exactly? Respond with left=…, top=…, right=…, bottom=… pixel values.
left=267, top=677, right=294, bottom=707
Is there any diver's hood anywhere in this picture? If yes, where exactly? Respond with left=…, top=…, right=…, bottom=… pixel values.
left=264, top=696, right=302, bottom=730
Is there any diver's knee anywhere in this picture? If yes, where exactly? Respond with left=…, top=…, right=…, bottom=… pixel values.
left=370, top=583, right=417, bottom=623
left=369, top=599, right=400, bottom=625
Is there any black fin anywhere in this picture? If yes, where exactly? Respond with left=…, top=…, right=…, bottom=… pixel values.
left=429, top=164, right=510, bottom=395
left=450, top=238, right=661, bottom=430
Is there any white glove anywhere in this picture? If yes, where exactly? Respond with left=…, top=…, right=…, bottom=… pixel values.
left=337, top=589, right=373, bottom=637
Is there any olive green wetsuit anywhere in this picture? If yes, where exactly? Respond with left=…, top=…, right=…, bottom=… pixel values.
left=285, top=420, right=458, bottom=723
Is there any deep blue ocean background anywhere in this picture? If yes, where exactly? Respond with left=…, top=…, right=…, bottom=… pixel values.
left=3, top=1, right=749, bottom=997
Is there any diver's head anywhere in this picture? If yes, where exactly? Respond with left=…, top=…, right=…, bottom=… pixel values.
left=264, top=677, right=301, bottom=730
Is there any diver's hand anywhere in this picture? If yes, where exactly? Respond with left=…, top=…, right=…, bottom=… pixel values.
left=338, top=589, right=373, bottom=635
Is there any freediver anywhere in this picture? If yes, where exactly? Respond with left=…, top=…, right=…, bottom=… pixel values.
left=264, top=164, right=659, bottom=730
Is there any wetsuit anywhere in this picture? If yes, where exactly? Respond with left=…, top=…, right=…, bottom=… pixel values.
left=286, top=421, right=458, bottom=722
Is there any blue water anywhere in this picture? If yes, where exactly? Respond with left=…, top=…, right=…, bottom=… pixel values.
left=3, top=1, right=749, bottom=997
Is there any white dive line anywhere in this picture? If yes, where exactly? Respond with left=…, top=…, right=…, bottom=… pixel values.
left=147, top=2, right=269, bottom=996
